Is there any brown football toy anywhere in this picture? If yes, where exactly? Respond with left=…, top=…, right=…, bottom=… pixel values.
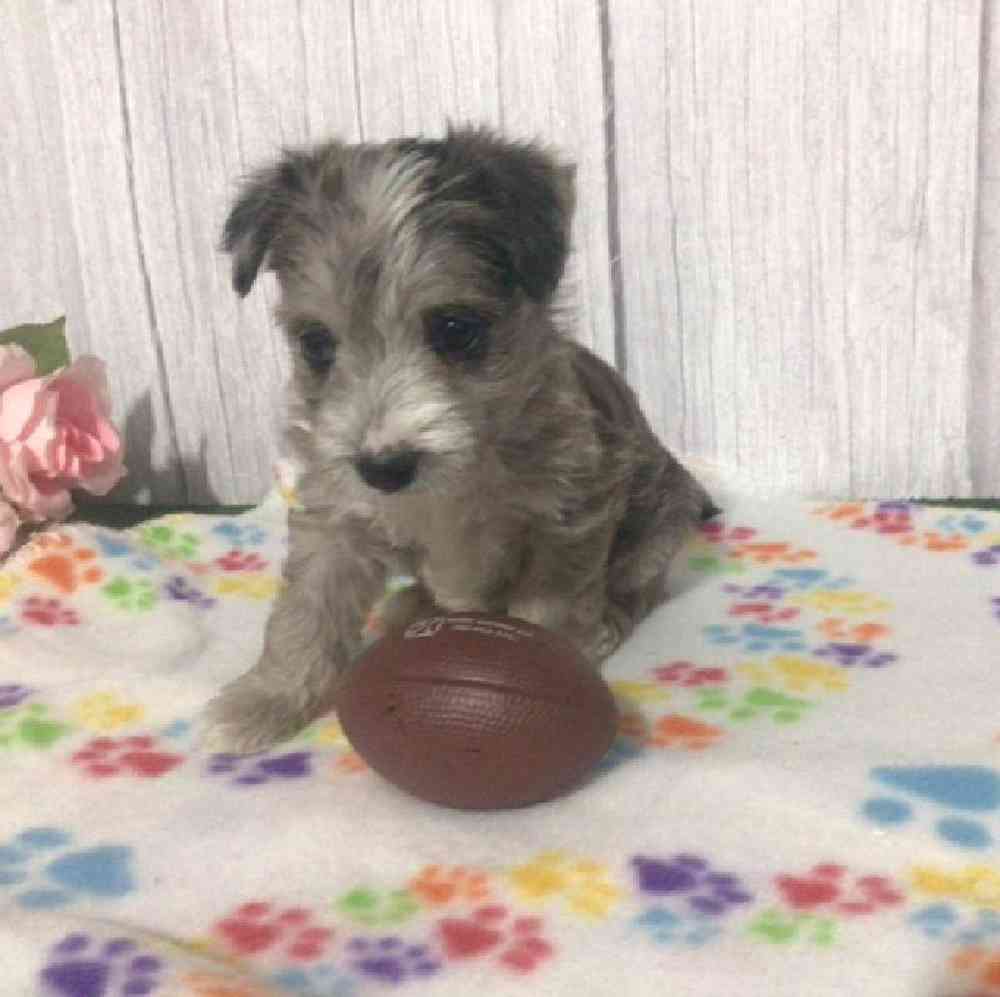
left=336, top=613, right=619, bottom=810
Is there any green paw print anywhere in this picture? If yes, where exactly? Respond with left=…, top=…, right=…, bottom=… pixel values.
left=102, top=577, right=158, bottom=613
left=688, top=554, right=746, bottom=576
left=695, top=686, right=811, bottom=724
left=0, top=704, right=71, bottom=749
left=138, top=524, right=201, bottom=561
left=335, top=887, right=419, bottom=927
left=748, top=909, right=837, bottom=946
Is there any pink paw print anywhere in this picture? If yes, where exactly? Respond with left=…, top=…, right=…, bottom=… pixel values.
left=214, top=902, right=334, bottom=962
left=653, top=661, right=728, bottom=688
left=20, top=596, right=79, bottom=627
left=437, top=905, right=554, bottom=973
left=215, top=551, right=269, bottom=573
left=71, top=736, right=184, bottom=779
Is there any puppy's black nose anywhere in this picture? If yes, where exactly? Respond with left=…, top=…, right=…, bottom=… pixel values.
left=356, top=450, right=420, bottom=493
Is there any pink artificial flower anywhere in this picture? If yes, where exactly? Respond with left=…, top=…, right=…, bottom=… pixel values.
left=0, top=346, right=125, bottom=522
left=0, top=497, right=19, bottom=557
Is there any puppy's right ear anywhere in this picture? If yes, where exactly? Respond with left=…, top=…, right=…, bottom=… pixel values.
left=220, top=146, right=334, bottom=297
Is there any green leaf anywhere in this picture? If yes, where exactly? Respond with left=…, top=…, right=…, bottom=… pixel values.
left=0, top=316, right=70, bottom=376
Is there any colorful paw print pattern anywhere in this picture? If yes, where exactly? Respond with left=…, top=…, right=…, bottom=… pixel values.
left=0, top=515, right=281, bottom=639
left=601, top=520, right=901, bottom=763
left=0, top=489, right=997, bottom=994
left=21, top=844, right=975, bottom=991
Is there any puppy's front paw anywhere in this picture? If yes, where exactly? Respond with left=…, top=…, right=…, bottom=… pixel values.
left=198, top=682, right=307, bottom=755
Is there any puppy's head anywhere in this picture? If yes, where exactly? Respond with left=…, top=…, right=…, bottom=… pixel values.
left=222, top=126, right=575, bottom=503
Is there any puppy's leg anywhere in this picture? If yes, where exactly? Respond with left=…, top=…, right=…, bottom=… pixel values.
left=604, top=457, right=713, bottom=655
left=199, top=513, right=388, bottom=754
left=506, top=518, right=621, bottom=664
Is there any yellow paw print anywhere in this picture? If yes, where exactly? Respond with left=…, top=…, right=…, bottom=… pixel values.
left=911, top=865, right=1000, bottom=908
left=303, top=719, right=350, bottom=748
left=213, top=575, right=283, bottom=600
left=0, top=572, right=21, bottom=604
left=507, top=851, right=621, bottom=918
left=788, top=589, right=891, bottom=616
left=610, top=680, right=670, bottom=706
left=71, top=691, right=145, bottom=731
left=738, top=656, right=849, bottom=694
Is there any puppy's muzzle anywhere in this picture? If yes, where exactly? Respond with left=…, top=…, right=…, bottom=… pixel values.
left=355, top=450, right=421, bottom=493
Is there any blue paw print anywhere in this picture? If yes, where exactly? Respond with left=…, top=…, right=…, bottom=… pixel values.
left=40, top=933, right=162, bottom=996
left=270, top=963, right=358, bottom=996
left=704, top=623, right=807, bottom=653
left=768, top=569, right=854, bottom=592
left=592, top=736, right=644, bottom=777
left=160, top=719, right=191, bottom=741
left=910, top=903, right=1000, bottom=944
left=862, top=766, right=1000, bottom=851
left=212, top=521, right=268, bottom=547
left=933, top=513, right=988, bottom=536
left=95, top=532, right=160, bottom=572
left=0, top=827, right=134, bottom=909
left=632, top=907, right=721, bottom=946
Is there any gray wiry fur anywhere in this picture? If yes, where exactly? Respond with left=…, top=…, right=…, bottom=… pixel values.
left=200, top=125, right=716, bottom=754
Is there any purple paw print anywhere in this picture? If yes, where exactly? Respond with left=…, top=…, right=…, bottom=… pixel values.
left=0, top=683, right=33, bottom=709
left=973, top=545, right=1000, bottom=567
left=206, top=750, right=312, bottom=786
left=40, top=933, right=162, bottom=996
left=721, top=583, right=785, bottom=601
left=346, top=936, right=440, bottom=983
left=163, top=576, right=216, bottom=609
left=632, top=855, right=753, bottom=916
left=814, top=643, right=897, bottom=669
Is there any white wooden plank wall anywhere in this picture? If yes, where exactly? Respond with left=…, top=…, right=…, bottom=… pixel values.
left=1, top=0, right=992, bottom=502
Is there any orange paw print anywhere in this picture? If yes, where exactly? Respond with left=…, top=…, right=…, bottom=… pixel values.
left=922, top=531, right=969, bottom=553
left=178, top=972, right=281, bottom=997
left=618, top=710, right=649, bottom=742
left=816, top=503, right=867, bottom=522
left=817, top=619, right=890, bottom=643
left=331, top=751, right=368, bottom=776
left=951, top=946, right=1000, bottom=992
left=27, top=534, right=103, bottom=594
left=731, top=542, right=816, bottom=565
left=648, top=714, right=724, bottom=751
left=410, top=865, right=492, bottom=908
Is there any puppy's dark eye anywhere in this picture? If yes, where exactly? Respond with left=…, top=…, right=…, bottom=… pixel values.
left=425, top=311, right=490, bottom=363
left=298, top=323, right=336, bottom=373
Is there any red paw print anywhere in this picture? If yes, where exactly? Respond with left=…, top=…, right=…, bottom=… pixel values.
left=776, top=864, right=904, bottom=916
left=728, top=602, right=800, bottom=625
left=699, top=523, right=756, bottom=544
left=653, top=661, right=728, bottom=688
left=437, top=905, right=554, bottom=974
left=71, top=735, right=184, bottom=778
left=850, top=510, right=913, bottom=535
left=20, top=596, right=79, bottom=627
left=214, top=902, right=333, bottom=962
left=215, top=551, right=269, bottom=573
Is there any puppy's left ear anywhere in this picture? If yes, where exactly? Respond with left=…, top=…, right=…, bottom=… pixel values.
left=220, top=145, right=337, bottom=297
left=437, top=127, right=577, bottom=302
left=493, top=148, right=576, bottom=303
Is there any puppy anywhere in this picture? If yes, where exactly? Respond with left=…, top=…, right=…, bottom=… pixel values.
left=201, top=125, right=715, bottom=753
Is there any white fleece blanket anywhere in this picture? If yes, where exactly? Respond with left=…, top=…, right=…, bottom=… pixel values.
left=1, top=476, right=999, bottom=997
